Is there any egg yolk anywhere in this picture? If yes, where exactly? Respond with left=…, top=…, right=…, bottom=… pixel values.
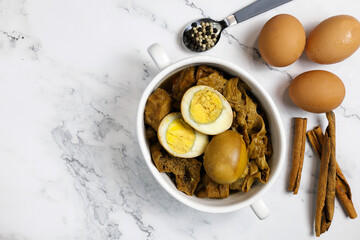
left=166, top=118, right=196, bottom=154
left=189, top=90, right=222, bottom=124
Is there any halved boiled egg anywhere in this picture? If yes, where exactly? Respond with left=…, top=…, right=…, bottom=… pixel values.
left=181, top=85, right=233, bottom=135
left=157, top=112, right=209, bottom=158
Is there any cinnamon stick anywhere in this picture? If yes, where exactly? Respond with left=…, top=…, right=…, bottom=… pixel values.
left=307, top=126, right=357, bottom=219
left=315, top=133, right=332, bottom=236
left=336, top=166, right=357, bottom=219
left=288, top=118, right=307, bottom=194
left=324, top=112, right=336, bottom=228
left=310, top=111, right=356, bottom=236
left=307, top=126, right=323, bottom=157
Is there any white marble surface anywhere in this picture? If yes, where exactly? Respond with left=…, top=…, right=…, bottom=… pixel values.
left=0, top=0, right=359, bottom=239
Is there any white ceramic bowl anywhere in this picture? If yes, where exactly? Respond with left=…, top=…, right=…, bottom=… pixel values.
left=137, top=43, right=286, bottom=219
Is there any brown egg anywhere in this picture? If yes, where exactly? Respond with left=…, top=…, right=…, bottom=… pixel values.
left=258, top=14, right=306, bottom=67
left=203, top=130, right=248, bottom=184
left=289, top=70, right=345, bottom=113
left=305, top=15, right=360, bottom=64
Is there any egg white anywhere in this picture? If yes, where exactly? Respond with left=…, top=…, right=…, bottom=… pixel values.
left=181, top=85, right=233, bottom=135
left=157, top=112, right=209, bottom=158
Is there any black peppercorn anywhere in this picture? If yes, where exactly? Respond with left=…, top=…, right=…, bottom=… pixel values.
left=191, top=22, right=197, bottom=27
left=213, top=28, right=218, bottom=33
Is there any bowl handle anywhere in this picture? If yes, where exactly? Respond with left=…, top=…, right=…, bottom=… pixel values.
left=147, top=43, right=171, bottom=70
left=250, top=199, right=270, bottom=220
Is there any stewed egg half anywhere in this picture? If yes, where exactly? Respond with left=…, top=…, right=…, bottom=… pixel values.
left=181, top=85, right=233, bottom=135
left=158, top=112, right=209, bottom=158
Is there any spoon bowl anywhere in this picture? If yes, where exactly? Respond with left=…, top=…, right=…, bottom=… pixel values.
left=182, top=18, right=224, bottom=52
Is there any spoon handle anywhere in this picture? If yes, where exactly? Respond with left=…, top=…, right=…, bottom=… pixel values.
left=233, top=0, right=293, bottom=23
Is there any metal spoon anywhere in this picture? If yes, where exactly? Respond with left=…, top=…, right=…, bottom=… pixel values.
left=182, top=0, right=293, bottom=52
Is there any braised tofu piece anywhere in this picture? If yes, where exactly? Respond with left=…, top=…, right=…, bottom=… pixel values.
left=145, top=126, right=157, bottom=144
left=144, top=88, right=172, bottom=131
left=150, top=143, right=202, bottom=196
left=172, top=67, right=196, bottom=109
left=195, top=174, right=229, bottom=199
